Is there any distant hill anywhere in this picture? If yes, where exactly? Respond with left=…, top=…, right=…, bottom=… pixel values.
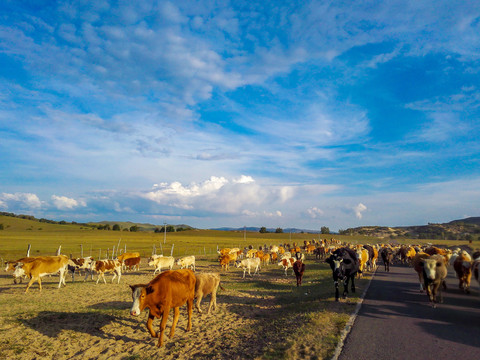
left=211, top=227, right=321, bottom=234
left=340, top=217, right=480, bottom=240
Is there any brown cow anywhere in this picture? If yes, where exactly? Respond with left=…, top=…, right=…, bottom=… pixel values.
left=194, top=272, right=224, bottom=313
left=13, top=255, right=69, bottom=293
left=117, top=252, right=140, bottom=270
left=219, top=253, right=236, bottom=271
left=130, top=269, right=196, bottom=347
left=453, top=254, right=472, bottom=294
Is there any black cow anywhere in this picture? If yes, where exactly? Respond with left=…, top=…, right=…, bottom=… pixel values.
left=326, top=247, right=360, bottom=301
left=380, top=247, right=394, bottom=272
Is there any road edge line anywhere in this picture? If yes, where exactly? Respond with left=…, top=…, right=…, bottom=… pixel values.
left=330, top=270, right=376, bottom=360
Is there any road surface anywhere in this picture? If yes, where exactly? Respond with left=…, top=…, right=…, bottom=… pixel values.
left=338, top=263, right=480, bottom=359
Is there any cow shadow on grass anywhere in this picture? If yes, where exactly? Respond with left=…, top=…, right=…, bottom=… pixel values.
left=89, top=301, right=131, bottom=310
left=19, top=311, right=145, bottom=344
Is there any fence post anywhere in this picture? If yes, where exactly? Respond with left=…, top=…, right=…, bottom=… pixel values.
left=26, top=244, right=31, bottom=257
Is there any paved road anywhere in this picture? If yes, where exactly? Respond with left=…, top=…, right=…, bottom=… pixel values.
left=338, top=263, right=480, bottom=360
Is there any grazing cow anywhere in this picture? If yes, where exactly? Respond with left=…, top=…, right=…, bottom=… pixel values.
left=380, top=247, right=394, bottom=272
left=326, top=247, right=360, bottom=301
left=91, top=259, right=122, bottom=284
left=278, top=257, right=294, bottom=276
left=14, top=255, right=69, bottom=293
left=420, top=254, right=447, bottom=307
left=236, top=257, right=260, bottom=278
left=176, top=256, right=196, bottom=271
left=68, top=256, right=94, bottom=281
left=194, top=272, right=225, bottom=313
left=453, top=253, right=472, bottom=294
left=293, top=253, right=305, bottom=286
left=124, top=257, right=141, bottom=272
left=149, top=256, right=175, bottom=275
left=219, top=253, right=237, bottom=271
left=129, top=269, right=196, bottom=348
left=260, top=253, right=270, bottom=266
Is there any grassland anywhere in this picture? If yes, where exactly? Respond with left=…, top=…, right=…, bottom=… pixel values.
left=0, top=215, right=478, bottom=359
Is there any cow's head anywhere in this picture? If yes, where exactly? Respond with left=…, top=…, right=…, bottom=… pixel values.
left=13, top=263, right=25, bottom=278
left=129, top=284, right=151, bottom=316
left=421, top=258, right=442, bottom=280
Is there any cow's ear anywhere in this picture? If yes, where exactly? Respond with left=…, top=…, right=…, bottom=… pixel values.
left=146, top=286, right=155, bottom=295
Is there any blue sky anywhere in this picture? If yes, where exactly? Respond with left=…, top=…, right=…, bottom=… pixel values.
left=1, top=0, right=479, bottom=231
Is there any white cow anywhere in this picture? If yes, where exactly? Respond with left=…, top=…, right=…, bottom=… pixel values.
left=148, top=256, right=175, bottom=275
left=235, top=257, right=261, bottom=278
left=176, top=255, right=196, bottom=271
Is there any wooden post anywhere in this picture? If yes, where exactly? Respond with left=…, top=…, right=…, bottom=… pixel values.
left=56, top=245, right=62, bottom=256
left=107, top=248, right=109, bottom=259
left=170, top=244, right=174, bottom=257
left=152, top=244, right=156, bottom=255
left=26, top=244, right=31, bottom=257
left=116, top=239, right=121, bottom=257
left=112, top=246, right=116, bottom=259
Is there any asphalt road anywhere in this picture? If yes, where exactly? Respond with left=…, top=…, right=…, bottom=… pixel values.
left=338, top=263, right=480, bottom=360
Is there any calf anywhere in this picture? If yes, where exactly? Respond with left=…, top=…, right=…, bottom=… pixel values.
left=129, top=269, right=196, bottom=347
left=149, top=256, right=175, bottom=275
left=380, top=247, right=394, bottom=272
left=118, top=252, right=141, bottom=271
left=236, top=257, right=260, bottom=278
left=176, top=255, right=196, bottom=271
left=124, top=257, right=141, bottom=272
left=194, top=272, right=224, bottom=313
left=326, top=247, right=359, bottom=301
left=293, top=254, right=305, bottom=287
left=421, top=254, right=447, bottom=307
left=219, top=253, right=236, bottom=271
left=14, top=255, right=69, bottom=293
left=68, top=256, right=94, bottom=282
left=91, top=259, right=122, bottom=284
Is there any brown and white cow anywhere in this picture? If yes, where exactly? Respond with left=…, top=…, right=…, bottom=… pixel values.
left=129, top=269, right=196, bottom=347
left=68, top=256, right=94, bottom=282
left=453, top=253, right=473, bottom=294
left=90, top=259, right=122, bottom=284
left=14, top=255, right=69, bottom=293
left=278, top=257, right=294, bottom=276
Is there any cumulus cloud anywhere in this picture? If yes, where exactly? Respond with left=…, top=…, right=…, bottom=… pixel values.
left=307, top=207, right=324, bottom=218
left=353, top=203, right=367, bottom=219
left=0, top=192, right=42, bottom=209
left=51, top=195, right=86, bottom=210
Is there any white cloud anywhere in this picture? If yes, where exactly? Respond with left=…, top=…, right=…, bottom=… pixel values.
left=51, top=195, right=86, bottom=210
left=353, top=203, right=367, bottom=219
left=0, top=192, right=43, bottom=209
left=307, top=207, right=324, bottom=218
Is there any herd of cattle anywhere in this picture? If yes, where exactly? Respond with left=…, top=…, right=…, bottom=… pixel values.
left=3, top=239, right=480, bottom=347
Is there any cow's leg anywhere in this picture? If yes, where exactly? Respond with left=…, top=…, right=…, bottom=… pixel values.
left=117, top=270, right=121, bottom=284
left=25, top=277, right=36, bottom=293
left=146, top=313, right=157, bottom=338
left=157, top=309, right=169, bottom=347
left=170, top=307, right=180, bottom=339
left=186, top=298, right=193, bottom=331
left=196, top=294, right=203, bottom=313
left=243, top=268, right=246, bottom=278
left=350, top=274, right=356, bottom=293
left=208, top=291, right=216, bottom=313
left=334, top=281, right=339, bottom=301
left=343, top=278, right=349, bottom=299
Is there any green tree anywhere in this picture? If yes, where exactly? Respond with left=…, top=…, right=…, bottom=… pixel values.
left=275, top=227, right=283, bottom=233
left=112, top=224, right=121, bottom=231
left=259, top=226, right=268, bottom=233
left=129, top=225, right=139, bottom=232
left=321, top=226, right=330, bottom=234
